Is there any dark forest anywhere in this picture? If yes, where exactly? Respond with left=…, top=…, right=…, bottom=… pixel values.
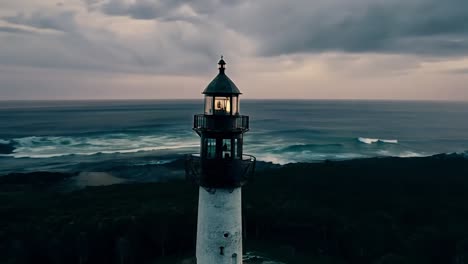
left=2, top=154, right=468, bottom=263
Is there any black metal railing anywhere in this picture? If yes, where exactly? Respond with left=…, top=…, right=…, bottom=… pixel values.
left=185, top=154, right=256, bottom=188
left=193, top=114, right=249, bottom=132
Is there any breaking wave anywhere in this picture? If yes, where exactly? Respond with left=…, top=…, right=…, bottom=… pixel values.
left=358, top=137, right=398, bottom=144
left=0, top=134, right=428, bottom=165
left=376, top=150, right=427, bottom=158
left=280, top=143, right=343, bottom=152
left=1, top=135, right=199, bottom=159
left=0, top=139, right=11, bottom=144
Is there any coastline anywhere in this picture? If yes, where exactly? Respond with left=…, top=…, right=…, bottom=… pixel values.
left=1, top=152, right=468, bottom=188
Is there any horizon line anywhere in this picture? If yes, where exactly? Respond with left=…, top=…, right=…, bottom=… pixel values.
left=0, top=98, right=467, bottom=103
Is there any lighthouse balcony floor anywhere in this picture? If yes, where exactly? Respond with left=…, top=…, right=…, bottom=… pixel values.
left=185, top=154, right=256, bottom=188
left=193, top=114, right=249, bottom=134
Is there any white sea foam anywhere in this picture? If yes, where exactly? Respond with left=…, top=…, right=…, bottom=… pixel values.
left=0, top=139, right=10, bottom=144
left=376, top=150, right=428, bottom=158
left=1, top=133, right=427, bottom=164
left=133, top=160, right=175, bottom=166
left=358, top=137, right=398, bottom=144
left=397, top=151, right=427, bottom=158
left=6, top=134, right=199, bottom=159
left=380, top=139, right=398, bottom=144
left=253, top=151, right=368, bottom=164
left=253, top=153, right=290, bottom=165
left=358, top=137, right=379, bottom=144
left=332, top=153, right=367, bottom=159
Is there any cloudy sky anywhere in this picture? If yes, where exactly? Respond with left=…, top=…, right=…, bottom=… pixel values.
left=1, top=0, right=468, bottom=100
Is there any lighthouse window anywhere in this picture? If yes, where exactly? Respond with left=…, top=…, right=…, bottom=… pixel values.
left=214, top=97, right=231, bottom=114
left=204, top=96, right=213, bottom=115
left=206, top=138, right=216, bottom=158
left=232, top=96, right=238, bottom=115
left=222, top=139, right=231, bottom=159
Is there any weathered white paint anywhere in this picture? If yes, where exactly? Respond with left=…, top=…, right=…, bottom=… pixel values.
left=196, top=187, right=242, bottom=264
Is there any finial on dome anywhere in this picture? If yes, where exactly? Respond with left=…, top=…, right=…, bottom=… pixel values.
left=218, top=55, right=226, bottom=73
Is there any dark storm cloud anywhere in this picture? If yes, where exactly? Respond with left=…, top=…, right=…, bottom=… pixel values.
left=100, top=0, right=168, bottom=19
left=0, top=11, right=132, bottom=73
left=90, top=0, right=198, bottom=21
left=0, top=9, right=223, bottom=76
left=221, top=0, right=468, bottom=56
left=82, top=0, right=468, bottom=57
left=88, top=0, right=241, bottom=22
left=3, top=0, right=468, bottom=79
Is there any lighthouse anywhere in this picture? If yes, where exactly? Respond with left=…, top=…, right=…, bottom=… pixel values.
left=186, top=57, right=256, bottom=264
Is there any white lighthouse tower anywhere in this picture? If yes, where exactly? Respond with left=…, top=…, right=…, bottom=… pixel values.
left=186, top=57, right=256, bottom=264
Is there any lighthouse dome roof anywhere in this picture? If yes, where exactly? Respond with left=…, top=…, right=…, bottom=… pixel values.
left=202, top=57, right=241, bottom=95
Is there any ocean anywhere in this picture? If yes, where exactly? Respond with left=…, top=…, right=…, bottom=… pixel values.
left=1, top=100, right=468, bottom=175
